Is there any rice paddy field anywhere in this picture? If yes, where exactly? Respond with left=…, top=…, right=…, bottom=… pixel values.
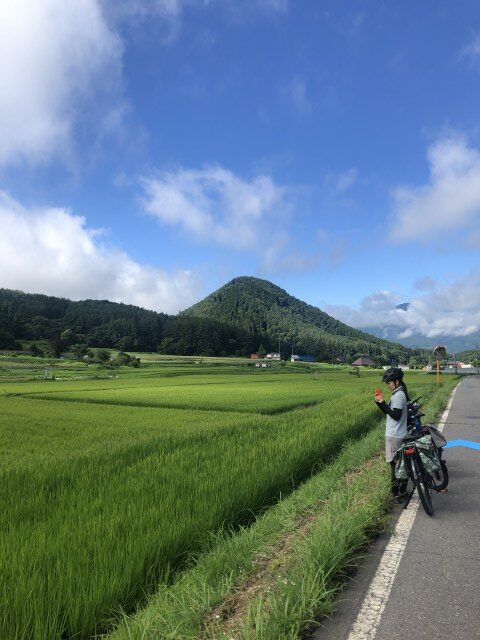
left=0, top=362, right=441, bottom=639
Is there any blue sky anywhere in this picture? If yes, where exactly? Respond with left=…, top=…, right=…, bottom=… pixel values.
left=1, top=0, right=480, bottom=342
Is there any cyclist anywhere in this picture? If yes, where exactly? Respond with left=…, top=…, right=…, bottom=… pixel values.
left=375, top=367, right=410, bottom=502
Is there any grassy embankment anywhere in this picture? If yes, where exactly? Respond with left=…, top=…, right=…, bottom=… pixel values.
left=0, top=366, right=456, bottom=639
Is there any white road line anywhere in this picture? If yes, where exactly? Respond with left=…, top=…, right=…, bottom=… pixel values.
left=437, top=382, right=460, bottom=432
left=346, top=382, right=461, bottom=640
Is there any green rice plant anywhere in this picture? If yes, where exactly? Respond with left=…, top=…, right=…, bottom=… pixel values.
left=107, top=427, right=389, bottom=640
left=7, top=368, right=435, bottom=415
left=106, top=377, right=459, bottom=640
left=0, top=369, right=440, bottom=639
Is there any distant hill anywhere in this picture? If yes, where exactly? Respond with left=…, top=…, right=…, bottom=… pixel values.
left=181, top=276, right=418, bottom=363
left=0, top=279, right=423, bottom=362
left=0, top=288, right=257, bottom=357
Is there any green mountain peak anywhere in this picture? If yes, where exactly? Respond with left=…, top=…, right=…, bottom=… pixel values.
left=181, top=276, right=409, bottom=360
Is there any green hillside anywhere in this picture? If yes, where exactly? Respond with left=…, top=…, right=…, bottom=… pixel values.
left=0, top=279, right=421, bottom=362
left=182, top=276, right=416, bottom=363
left=0, top=289, right=256, bottom=357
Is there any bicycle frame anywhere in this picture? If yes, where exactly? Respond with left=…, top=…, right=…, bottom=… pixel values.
left=401, top=439, right=434, bottom=516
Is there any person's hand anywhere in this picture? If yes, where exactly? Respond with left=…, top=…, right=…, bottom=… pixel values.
left=375, top=389, right=384, bottom=403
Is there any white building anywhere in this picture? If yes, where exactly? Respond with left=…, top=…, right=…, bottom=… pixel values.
left=265, top=352, right=281, bottom=360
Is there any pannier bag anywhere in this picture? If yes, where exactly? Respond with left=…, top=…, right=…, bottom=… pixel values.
left=395, top=451, right=409, bottom=480
left=422, top=424, right=447, bottom=448
left=416, top=435, right=442, bottom=474
left=395, top=435, right=442, bottom=480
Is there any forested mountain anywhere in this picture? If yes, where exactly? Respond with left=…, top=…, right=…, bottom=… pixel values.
left=0, top=289, right=257, bottom=357
left=181, top=277, right=417, bottom=363
left=0, top=279, right=421, bottom=362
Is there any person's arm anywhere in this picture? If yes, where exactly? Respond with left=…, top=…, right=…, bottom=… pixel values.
left=386, top=390, right=406, bottom=421
left=375, top=399, right=388, bottom=415
left=376, top=401, right=402, bottom=420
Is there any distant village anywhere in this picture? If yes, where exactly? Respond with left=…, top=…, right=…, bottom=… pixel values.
left=249, top=351, right=477, bottom=371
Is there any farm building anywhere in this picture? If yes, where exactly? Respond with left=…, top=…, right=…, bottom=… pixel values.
left=250, top=353, right=260, bottom=359
left=265, top=352, right=281, bottom=360
left=352, top=356, right=374, bottom=367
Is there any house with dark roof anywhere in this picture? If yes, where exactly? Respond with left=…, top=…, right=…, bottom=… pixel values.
left=265, top=352, right=281, bottom=360
left=352, top=356, right=374, bottom=367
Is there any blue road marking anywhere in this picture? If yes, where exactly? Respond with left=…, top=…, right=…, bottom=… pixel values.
left=444, top=439, right=480, bottom=451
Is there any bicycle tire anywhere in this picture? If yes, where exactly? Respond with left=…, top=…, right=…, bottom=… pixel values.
left=410, top=456, right=433, bottom=516
left=432, top=460, right=449, bottom=491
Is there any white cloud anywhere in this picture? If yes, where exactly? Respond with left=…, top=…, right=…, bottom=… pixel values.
left=413, top=276, right=437, bottom=292
left=141, top=164, right=329, bottom=274
left=458, top=34, right=480, bottom=62
left=111, top=0, right=183, bottom=19
left=259, top=226, right=346, bottom=274
left=0, top=0, right=124, bottom=167
left=260, top=249, right=322, bottom=274
left=284, top=77, right=312, bottom=115
left=141, top=165, right=288, bottom=249
left=390, top=133, right=480, bottom=242
left=335, top=167, right=358, bottom=192
left=0, top=0, right=289, bottom=166
left=106, top=0, right=288, bottom=45
left=326, top=271, right=480, bottom=340
left=259, top=232, right=321, bottom=274
left=0, top=191, right=201, bottom=314
left=326, top=167, right=358, bottom=193
left=106, top=0, right=185, bottom=43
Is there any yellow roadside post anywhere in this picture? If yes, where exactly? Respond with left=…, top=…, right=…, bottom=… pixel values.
left=433, top=345, right=447, bottom=385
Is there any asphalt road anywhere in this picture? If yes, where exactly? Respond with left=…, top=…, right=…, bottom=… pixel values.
left=313, top=376, right=480, bottom=640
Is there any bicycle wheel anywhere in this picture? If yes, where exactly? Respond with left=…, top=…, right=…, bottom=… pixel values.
left=432, top=460, right=449, bottom=491
left=410, top=456, right=433, bottom=516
